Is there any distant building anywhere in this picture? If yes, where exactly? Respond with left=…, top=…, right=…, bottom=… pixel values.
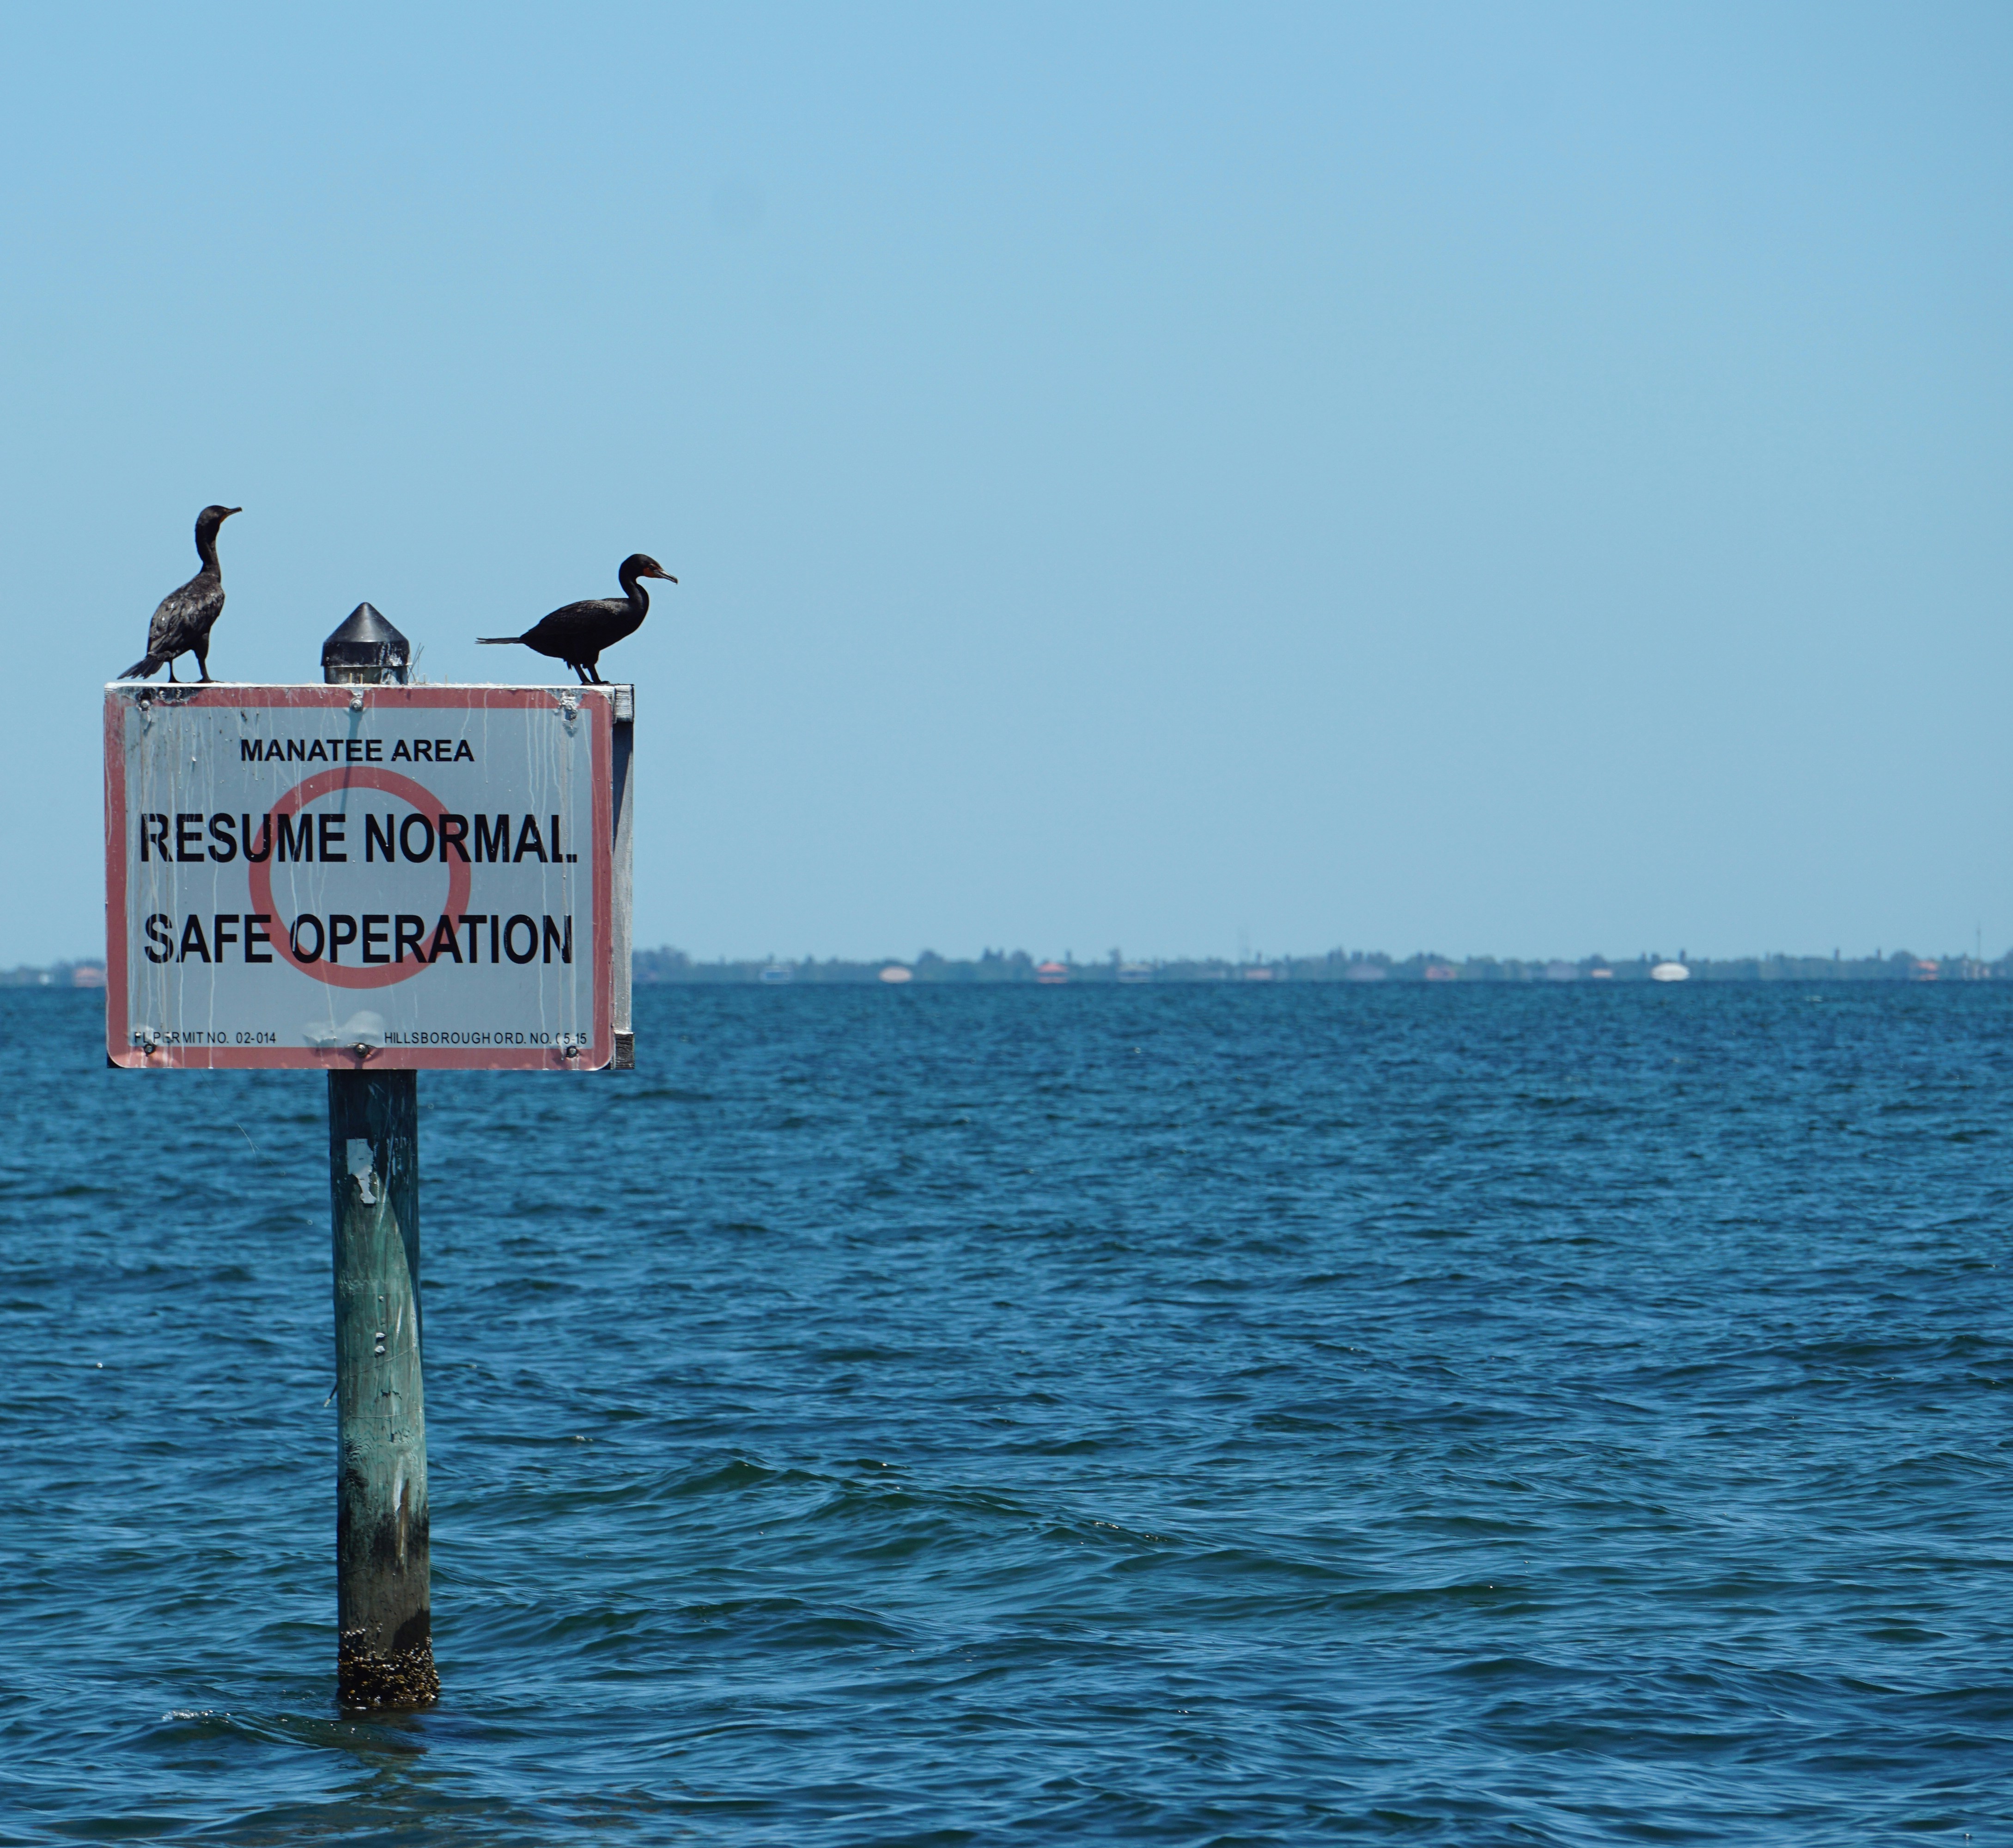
left=1036, top=961, right=1068, bottom=985
left=1650, top=961, right=1690, bottom=983
left=878, top=965, right=913, bottom=984
left=1424, top=963, right=1456, bottom=982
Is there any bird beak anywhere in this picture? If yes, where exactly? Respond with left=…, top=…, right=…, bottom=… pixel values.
left=225, top=507, right=242, bottom=517
left=651, top=568, right=677, bottom=582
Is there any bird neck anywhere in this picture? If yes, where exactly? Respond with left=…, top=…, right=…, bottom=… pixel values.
left=617, top=559, right=651, bottom=615
left=195, top=524, right=223, bottom=573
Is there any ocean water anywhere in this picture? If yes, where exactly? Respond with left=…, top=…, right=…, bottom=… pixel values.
left=1, top=982, right=2008, bottom=1845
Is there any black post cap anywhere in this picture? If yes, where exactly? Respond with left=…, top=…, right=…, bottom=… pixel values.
left=322, top=604, right=410, bottom=684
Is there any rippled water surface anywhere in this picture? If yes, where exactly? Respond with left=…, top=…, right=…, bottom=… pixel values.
left=2, top=983, right=2009, bottom=1844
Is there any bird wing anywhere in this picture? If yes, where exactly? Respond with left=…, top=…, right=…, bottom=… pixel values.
left=146, top=572, right=223, bottom=657
left=525, top=598, right=626, bottom=652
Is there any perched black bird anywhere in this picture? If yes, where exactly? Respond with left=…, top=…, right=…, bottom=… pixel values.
left=121, top=505, right=242, bottom=681
left=479, top=553, right=675, bottom=684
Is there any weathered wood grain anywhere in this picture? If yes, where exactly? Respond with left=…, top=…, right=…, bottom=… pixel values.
left=328, top=1068, right=437, bottom=1708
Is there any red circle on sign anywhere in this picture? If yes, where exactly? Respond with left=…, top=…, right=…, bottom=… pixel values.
left=247, top=767, right=474, bottom=989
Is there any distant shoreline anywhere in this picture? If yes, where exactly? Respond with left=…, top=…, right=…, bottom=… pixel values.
left=633, top=948, right=1989, bottom=985
left=8, top=948, right=1995, bottom=990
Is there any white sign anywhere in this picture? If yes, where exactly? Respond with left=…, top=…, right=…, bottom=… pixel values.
left=104, top=683, right=622, bottom=1070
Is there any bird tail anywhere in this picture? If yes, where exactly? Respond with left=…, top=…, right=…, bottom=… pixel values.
left=476, top=636, right=524, bottom=645
left=119, top=656, right=164, bottom=680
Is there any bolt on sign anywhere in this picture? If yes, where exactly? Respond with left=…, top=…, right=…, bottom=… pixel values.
left=104, top=683, right=630, bottom=1069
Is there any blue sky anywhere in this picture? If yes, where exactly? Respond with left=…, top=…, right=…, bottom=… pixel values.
left=5, top=4, right=2010, bottom=963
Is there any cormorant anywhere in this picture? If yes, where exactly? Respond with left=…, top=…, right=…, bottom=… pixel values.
left=479, top=553, right=675, bottom=684
left=120, top=505, right=241, bottom=681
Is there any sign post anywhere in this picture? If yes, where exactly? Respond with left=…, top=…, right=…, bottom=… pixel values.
left=103, top=604, right=630, bottom=1707
left=328, top=1046, right=431, bottom=1705
left=321, top=605, right=433, bottom=1708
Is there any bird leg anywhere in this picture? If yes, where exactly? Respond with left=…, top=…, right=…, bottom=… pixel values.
left=166, top=657, right=178, bottom=683
left=195, top=644, right=211, bottom=683
left=572, top=663, right=592, bottom=685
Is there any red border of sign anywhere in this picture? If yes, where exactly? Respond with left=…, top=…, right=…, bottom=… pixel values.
left=104, top=684, right=615, bottom=1072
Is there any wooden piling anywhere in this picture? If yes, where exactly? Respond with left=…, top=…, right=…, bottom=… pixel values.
left=328, top=1065, right=436, bottom=1706
left=329, top=1068, right=437, bottom=1706
left=322, top=605, right=436, bottom=1708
